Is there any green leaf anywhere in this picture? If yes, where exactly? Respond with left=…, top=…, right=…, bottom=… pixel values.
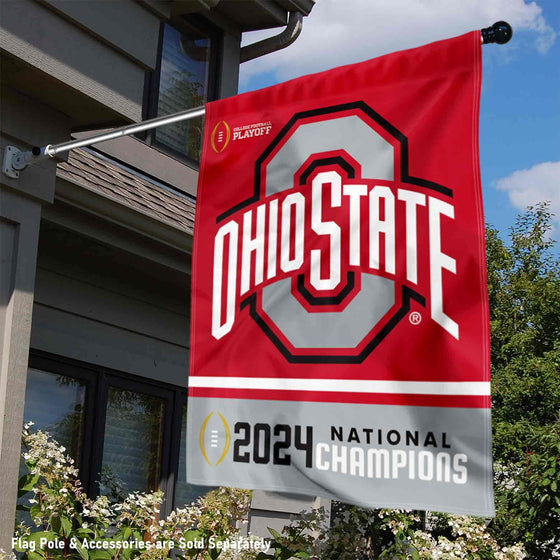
left=12, top=541, right=28, bottom=554
left=61, top=514, right=73, bottom=537
left=28, top=552, right=45, bottom=560
left=88, top=552, right=112, bottom=560
left=16, top=504, right=31, bottom=512
left=75, top=528, right=95, bottom=538
left=122, top=526, right=131, bottom=540
left=182, top=530, right=203, bottom=543
left=29, top=504, right=42, bottom=521
left=111, top=530, right=123, bottom=542
left=74, top=539, right=89, bottom=560
left=132, top=530, right=143, bottom=542
left=27, top=531, right=58, bottom=544
left=18, top=474, right=40, bottom=497
left=50, top=514, right=61, bottom=534
left=267, top=527, right=282, bottom=541
left=279, top=550, right=294, bottom=560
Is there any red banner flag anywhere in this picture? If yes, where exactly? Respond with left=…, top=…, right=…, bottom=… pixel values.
left=188, top=31, right=493, bottom=515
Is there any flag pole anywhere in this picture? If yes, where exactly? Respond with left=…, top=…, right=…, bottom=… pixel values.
left=2, top=22, right=512, bottom=179
left=2, top=105, right=206, bottom=178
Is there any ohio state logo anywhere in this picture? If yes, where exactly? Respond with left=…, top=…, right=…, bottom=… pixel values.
left=211, top=102, right=458, bottom=363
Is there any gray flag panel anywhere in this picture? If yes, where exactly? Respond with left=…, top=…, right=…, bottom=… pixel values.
left=187, top=397, right=494, bottom=516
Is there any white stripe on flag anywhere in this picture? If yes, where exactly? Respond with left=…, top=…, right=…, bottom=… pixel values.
left=189, top=377, right=490, bottom=396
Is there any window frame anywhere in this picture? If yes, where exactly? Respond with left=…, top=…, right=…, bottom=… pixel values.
left=28, top=349, right=190, bottom=518
left=141, top=15, right=222, bottom=168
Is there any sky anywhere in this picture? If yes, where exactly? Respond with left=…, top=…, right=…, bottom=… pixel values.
left=239, top=0, right=560, bottom=245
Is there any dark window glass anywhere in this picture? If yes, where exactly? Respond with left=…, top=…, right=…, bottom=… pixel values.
left=100, top=387, right=165, bottom=499
left=154, top=22, right=212, bottom=161
left=19, top=369, right=87, bottom=526
left=174, top=404, right=209, bottom=507
left=21, top=357, right=201, bottom=518
left=23, top=368, right=86, bottom=465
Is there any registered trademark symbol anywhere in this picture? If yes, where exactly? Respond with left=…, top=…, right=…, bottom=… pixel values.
left=409, top=311, right=422, bottom=325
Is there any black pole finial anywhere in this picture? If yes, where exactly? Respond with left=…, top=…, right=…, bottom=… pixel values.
left=481, top=21, right=513, bottom=44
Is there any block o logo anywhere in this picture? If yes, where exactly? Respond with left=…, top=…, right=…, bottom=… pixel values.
left=213, top=102, right=454, bottom=363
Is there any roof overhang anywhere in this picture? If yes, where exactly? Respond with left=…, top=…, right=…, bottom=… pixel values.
left=170, top=0, right=315, bottom=31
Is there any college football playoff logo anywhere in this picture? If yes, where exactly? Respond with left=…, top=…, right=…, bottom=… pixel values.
left=211, top=120, right=231, bottom=153
left=199, top=412, right=231, bottom=466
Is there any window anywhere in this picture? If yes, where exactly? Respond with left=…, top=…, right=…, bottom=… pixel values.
left=23, top=369, right=87, bottom=467
left=144, top=18, right=220, bottom=164
left=100, top=386, right=165, bottom=498
left=22, top=351, right=206, bottom=515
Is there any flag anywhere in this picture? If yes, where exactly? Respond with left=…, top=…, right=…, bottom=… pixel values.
left=188, top=30, right=493, bottom=516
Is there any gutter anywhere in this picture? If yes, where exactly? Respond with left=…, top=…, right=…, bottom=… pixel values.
left=240, top=11, right=304, bottom=63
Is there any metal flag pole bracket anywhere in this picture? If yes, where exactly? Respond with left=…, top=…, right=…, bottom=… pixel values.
left=2, top=21, right=512, bottom=179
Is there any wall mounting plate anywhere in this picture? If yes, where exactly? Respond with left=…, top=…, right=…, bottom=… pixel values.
left=2, top=146, right=21, bottom=179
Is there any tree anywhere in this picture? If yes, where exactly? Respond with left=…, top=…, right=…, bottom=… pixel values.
left=486, top=203, right=560, bottom=558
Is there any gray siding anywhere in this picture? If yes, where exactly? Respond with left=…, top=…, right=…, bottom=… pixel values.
left=30, top=219, right=190, bottom=388
left=0, top=0, right=162, bottom=125
left=248, top=492, right=330, bottom=536
left=31, top=305, right=189, bottom=387
left=38, top=0, right=161, bottom=69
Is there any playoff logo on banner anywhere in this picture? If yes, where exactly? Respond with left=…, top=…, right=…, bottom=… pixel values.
left=189, top=31, right=494, bottom=516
